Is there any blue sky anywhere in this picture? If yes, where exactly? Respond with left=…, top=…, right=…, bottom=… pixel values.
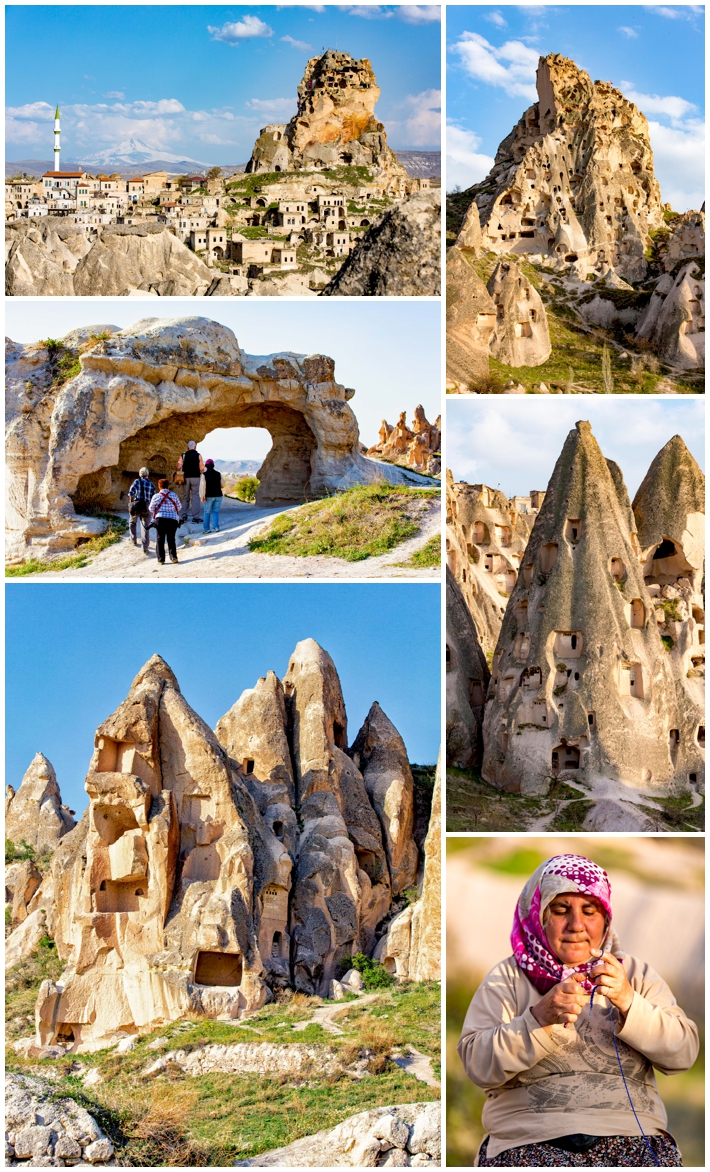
left=447, top=5, right=705, bottom=210
left=5, top=300, right=440, bottom=461
left=6, top=583, right=441, bottom=816
left=6, top=5, right=441, bottom=163
left=448, top=398, right=705, bottom=497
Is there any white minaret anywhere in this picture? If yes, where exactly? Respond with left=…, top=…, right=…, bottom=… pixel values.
left=53, top=104, right=60, bottom=172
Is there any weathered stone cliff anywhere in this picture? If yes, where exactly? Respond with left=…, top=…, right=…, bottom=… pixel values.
left=322, top=190, right=441, bottom=296
left=366, top=406, right=441, bottom=477
left=6, top=753, right=75, bottom=854
left=27, top=644, right=434, bottom=1051
left=445, top=246, right=496, bottom=392
left=446, top=569, right=489, bottom=770
left=5, top=316, right=416, bottom=563
left=246, top=51, right=407, bottom=179
left=481, top=421, right=704, bottom=796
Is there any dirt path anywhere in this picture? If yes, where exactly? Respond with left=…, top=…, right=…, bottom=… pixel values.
left=48, top=497, right=440, bottom=580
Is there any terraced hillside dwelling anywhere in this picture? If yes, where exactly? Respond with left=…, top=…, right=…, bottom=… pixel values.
left=447, top=53, right=705, bottom=393
left=446, top=424, right=705, bottom=832
left=6, top=52, right=441, bottom=298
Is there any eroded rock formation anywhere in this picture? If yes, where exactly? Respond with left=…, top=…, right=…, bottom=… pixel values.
left=469, top=54, right=663, bottom=282
left=322, top=190, right=441, bottom=296
left=6, top=316, right=417, bottom=562
left=28, top=643, right=433, bottom=1052
left=247, top=51, right=407, bottom=180
left=445, top=569, right=489, bottom=770
left=635, top=261, right=705, bottom=369
left=367, top=407, right=441, bottom=477
left=446, top=471, right=541, bottom=654
left=445, top=246, right=496, bottom=392
left=6, top=1073, right=115, bottom=1166
left=486, top=261, right=551, bottom=367
left=6, top=753, right=75, bottom=854
left=481, top=421, right=705, bottom=796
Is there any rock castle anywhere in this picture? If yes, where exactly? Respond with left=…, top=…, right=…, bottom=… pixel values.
left=6, top=52, right=440, bottom=298
left=6, top=642, right=440, bottom=1053
left=447, top=53, right=705, bottom=392
left=447, top=425, right=705, bottom=826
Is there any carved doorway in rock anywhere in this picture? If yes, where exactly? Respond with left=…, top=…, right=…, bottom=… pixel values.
left=70, top=401, right=319, bottom=510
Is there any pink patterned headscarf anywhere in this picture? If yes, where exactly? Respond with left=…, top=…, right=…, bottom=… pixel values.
left=511, top=854, right=622, bottom=994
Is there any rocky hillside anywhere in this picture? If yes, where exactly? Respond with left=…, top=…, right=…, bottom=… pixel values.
left=323, top=190, right=441, bottom=296
left=447, top=53, right=704, bottom=394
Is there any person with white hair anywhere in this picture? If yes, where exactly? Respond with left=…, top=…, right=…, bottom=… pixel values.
left=127, top=465, right=156, bottom=555
left=176, top=440, right=204, bottom=524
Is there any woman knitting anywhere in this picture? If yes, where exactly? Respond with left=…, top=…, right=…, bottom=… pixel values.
left=458, top=854, right=698, bottom=1166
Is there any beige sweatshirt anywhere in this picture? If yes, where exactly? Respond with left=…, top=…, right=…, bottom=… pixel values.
left=458, top=955, right=698, bottom=1161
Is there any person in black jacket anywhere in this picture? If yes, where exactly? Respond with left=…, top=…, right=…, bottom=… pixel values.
left=201, top=459, right=223, bottom=533
left=176, top=440, right=204, bottom=524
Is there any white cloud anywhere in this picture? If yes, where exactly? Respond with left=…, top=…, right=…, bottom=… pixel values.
left=245, top=97, right=297, bottom=115
left=446, top=122, right=494, bottom=192
left=347, top=5, right=390, bottom=16
left=207, top=16, right=273, bottom=43
left=618, top=26, right=638, bottom=38
left=451, top=32, right=539, bottom=100
left=386, top=89, right=441, bottom=147
left=647, top=118, right=705, bottom=211
left=281, top=34, right=313, bottom=50
left=485, top=11, right=507, bottom=27
left=103, top=90, right=125, bottom=100
left=620, top=83, right=697, bottom=124
left=6, top=101, right=55, bottom=121
left=396, top=6, right=441, bottom=24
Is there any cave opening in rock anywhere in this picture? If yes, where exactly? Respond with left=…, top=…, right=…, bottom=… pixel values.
left=71, top=404, right=320, bottom=513
left=194, top=951, right=243, bottom=986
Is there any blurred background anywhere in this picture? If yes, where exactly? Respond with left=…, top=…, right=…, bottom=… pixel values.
left=446, top=836, right=705, bottom=1167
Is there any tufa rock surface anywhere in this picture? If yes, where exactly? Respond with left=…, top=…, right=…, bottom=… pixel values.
left=635, top=262, right=705, bottom=369
left=486, top=261, right=551, bottom=367
left=246, top=51, right=407, bottom=180
left=367, top=407, right=441, bottom=477
left=322, top=190, right=441, bottom=296
left=29, top=644, right=433, bottom=1051
left=481, top=421, right=704, bottom=797
left=445, top=569, right=490, bottom=770
left=6, top=752, right=76, bottom=854
left=6, top=1072, right=115, bottom=1166
left=445, top=246, right=496, bottom=393
left=6, top=316, right=417, bottom=562
left=467, top=53, right=663, bottom=282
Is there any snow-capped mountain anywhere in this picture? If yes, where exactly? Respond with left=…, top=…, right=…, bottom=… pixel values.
left=77, top=138, right=210, bottom=169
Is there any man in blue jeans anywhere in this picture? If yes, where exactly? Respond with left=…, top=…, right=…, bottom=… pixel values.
left=177, top=440, right=204, bottom=524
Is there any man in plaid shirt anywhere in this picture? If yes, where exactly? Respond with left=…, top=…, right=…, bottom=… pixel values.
left=127, top=466, right=155, bottom=555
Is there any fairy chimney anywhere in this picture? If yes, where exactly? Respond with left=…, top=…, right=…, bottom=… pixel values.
left=446, top=246, right=497, bottom=392
left=6, top=753, right=75, bottom=855
left=481, top=421, right=700, bottom=795
left=487, top=261, right=551, bottom=367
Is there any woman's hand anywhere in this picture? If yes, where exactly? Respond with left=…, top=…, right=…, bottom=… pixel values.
left=590, top=952, right=634, bottom=1015
left=530, top=972, right=589, bottom=1029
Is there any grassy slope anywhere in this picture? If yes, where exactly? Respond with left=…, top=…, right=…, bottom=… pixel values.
left=248, top=485, right=439, bottom=562
left=6, top=948, right=439, bottom=1167
left=446, top=767, right=703, bottom=833
left=6, top=515, right=128, bottom=577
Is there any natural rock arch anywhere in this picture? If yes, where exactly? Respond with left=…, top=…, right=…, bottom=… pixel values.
left=6, top=316, right=417, bottom=560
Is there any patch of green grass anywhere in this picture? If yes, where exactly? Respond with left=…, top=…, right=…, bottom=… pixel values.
left=638, top=792, right=704, bottom=832
left=248, top=485, right=437, bottom=562
left=661, top=634, right=675, bottom=652
left=445, top=766, right=546, bottom=831
left=395, top=535, right=440, bottom=569
left=6, top=514, right=128, bottom=576
left=6, top=936, right=63, bottom=1040
left=549, top=798, right=595, bottom=831
left=6, top=838, right=53, bottom=872
left=656, top=598, right=683, bottom=622
left=346, top=953, right=395, bottom=991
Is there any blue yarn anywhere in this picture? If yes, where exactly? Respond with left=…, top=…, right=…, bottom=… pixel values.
left=589, top=984, right=662, bottom=1167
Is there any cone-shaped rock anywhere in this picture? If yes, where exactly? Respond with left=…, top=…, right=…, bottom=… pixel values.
left=482, top=420, right=693, bottom=795
left=636, top=263, right=705, bottom=369
left=446, top=567, right=490, bottom=769
left=486, top=261, right=551, bottom=368
left=466, top=53, right=663, bottom=282
left=446, top=246, right=497, bottom=391
left=6, top=752, right=75, bottom=854
left=349, top=702, right=418, bottom=895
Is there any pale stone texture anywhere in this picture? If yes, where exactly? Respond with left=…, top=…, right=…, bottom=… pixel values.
left=5, top=1072, right=114, bottom=1166
left=235, top=1102, right=440, bottom=1166
left=486, top=261, right=551, bottom=368
left=635, top=262, right=705, bottom=369
left=6, top=752, right=75, bottom=853
left=26, top=642, right=434, bottom=1050
left=446, top=569, right=489, bottom=770
left=6, top=316, right=418, bottom=562
left=445, top=247, right=496, bottom=393
left=366, top=408, right=441, bottom=478
left=247, top=51, right=407, bottom=180
left=468, top=53, right=664, bottom=283
left=481, top=421, right=704, bottom=796
left=322, top=191, right=441, bottom=297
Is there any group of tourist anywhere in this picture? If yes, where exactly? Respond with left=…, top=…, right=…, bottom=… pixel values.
left=127, top=441, right=223, bottom=565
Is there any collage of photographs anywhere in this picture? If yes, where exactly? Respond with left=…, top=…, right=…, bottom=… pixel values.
left=2, top=2, right=704, bottom=1169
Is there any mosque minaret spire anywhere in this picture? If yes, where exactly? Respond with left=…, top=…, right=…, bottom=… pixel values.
left=54, top=104, right=60, bottom=172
